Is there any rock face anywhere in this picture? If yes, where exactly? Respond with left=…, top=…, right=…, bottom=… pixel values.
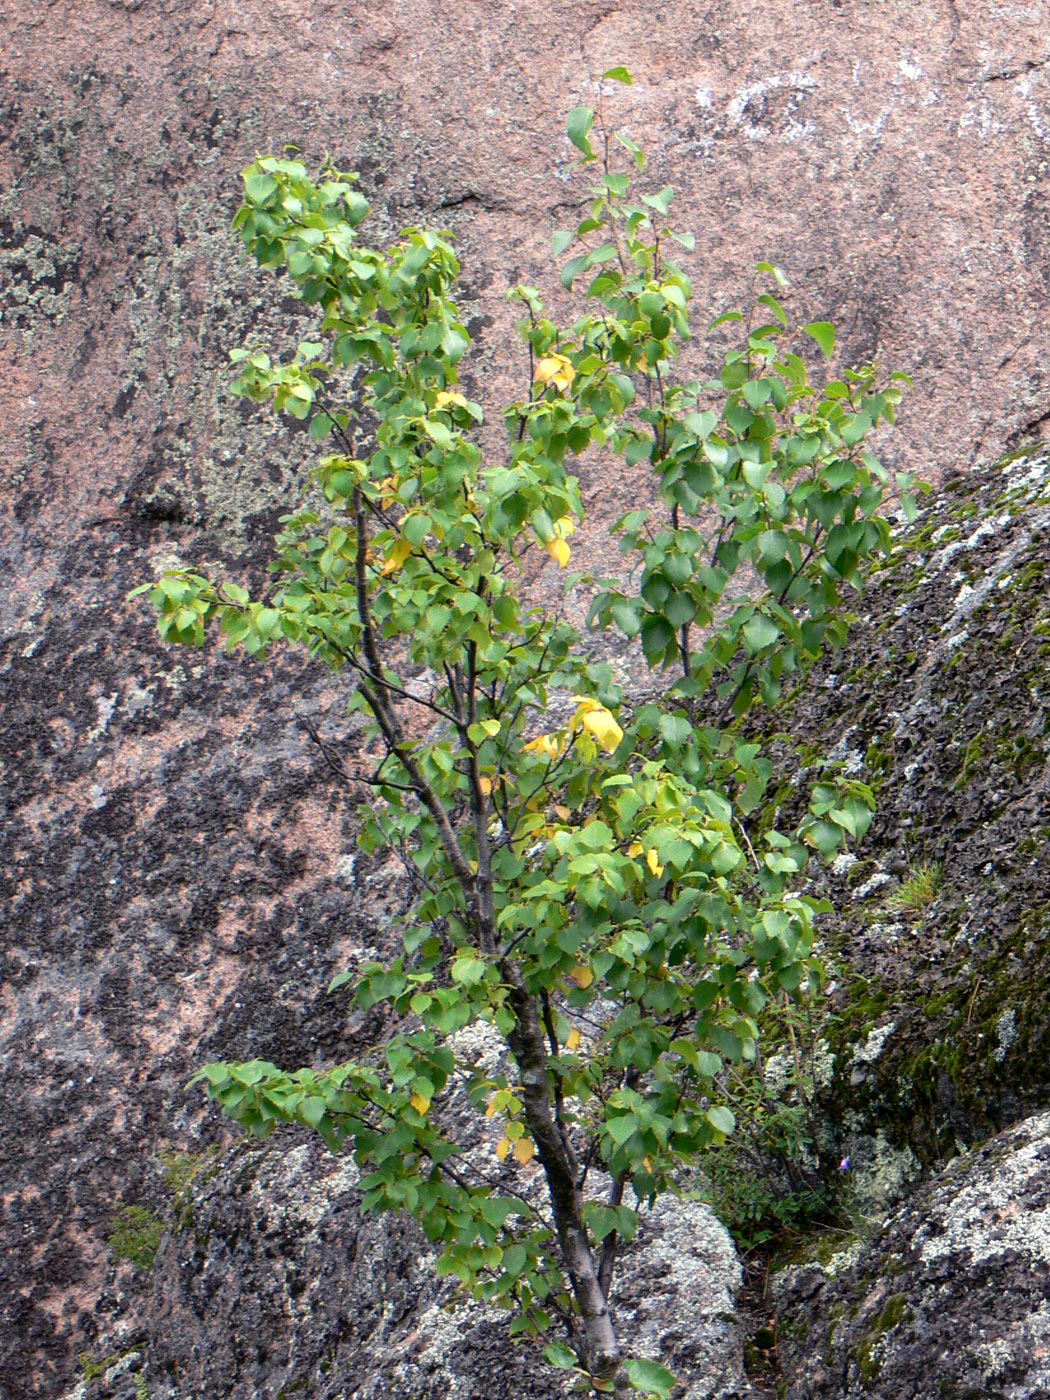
left=772, top=1110, right=1050, bottom=1400
left=760, top=444, right=1050, bottom=1181
left=4, top=2, right=1050, bottom=1398
left=141, top=1137, right=750, bottom=1400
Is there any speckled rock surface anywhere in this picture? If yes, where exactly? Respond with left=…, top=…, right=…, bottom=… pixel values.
left=3, top=2, right=1050, bottom=1397
left=751, top=444, right=1050, bottom=1184
left=771, top=1111, right=1050, bottom=1399
left=135, top=1136, right=750, bottom=1400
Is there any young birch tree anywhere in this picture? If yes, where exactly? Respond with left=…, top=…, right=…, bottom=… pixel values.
left=134, top=72, right=913, bottom=1396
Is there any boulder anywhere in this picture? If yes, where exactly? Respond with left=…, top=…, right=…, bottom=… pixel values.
left=772, top=1110, right=1050, bottom=1400
left=761, top=443, right=1050, bottom=1176
left=140, top=1136, right=751, bottom=1400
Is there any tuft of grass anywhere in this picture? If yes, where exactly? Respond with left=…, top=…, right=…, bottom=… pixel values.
left=886, top=861, right=942, bottom=913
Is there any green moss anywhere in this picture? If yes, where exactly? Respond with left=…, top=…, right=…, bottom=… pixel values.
left=993, top=733, right=1045, bottom=779
left=875, top=1293, right=912, bottom=1330
left=771, top=1226, right=861, bottom=1272
left=952, top=732, right=985, bottom=790
left=109, top=1204, right=164, bottom=1271
left=79, top=1352, right=108, bottom=1382
left=838, top=974, right=892, bottom=1027
left=997, top=440, right=1049, bottom=468
left=850, top=1292, right=913, bottom=1384
left=921, top=990, right=955, bottom=1018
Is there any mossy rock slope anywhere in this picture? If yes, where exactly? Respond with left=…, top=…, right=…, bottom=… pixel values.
left=767, top=442, right=1050, bottom=1166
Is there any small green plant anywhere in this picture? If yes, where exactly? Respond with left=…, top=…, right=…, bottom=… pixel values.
left=700, top=994, right=841, bottom=1250
left=133, top=69, right=912, bottom=1396
left=886, top=861, right=942, bottom=913
left=108, top=1204, right=164, bottom=1272
left=159, top=1144, right=221, bottom=1227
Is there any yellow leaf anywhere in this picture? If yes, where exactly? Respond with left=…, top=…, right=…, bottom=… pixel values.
left=566, top=1027, right=582, bottom=1051
left=380, top=537, right=412, bottom=576
left=571, top=697, right=624, bottom=753
left=571, top=963, right=594, bottom=989
left=583, top=708, right=623, bottom=752
left=496, top=1136, right=511, bottom=1162
left=513, top=1138, right=536, bottom=1165
left=485, top=1095, right=500, bottom=1117
left=434, top=390, right=468, bottom=410
left=628, top=840, right=643, bottom=857
left=534, top=353, right=576, bottom=393
left=546, top=537, right=571, bottom=567
left=410, top=1091, right=430, bottom=1115
left=554, top=805, right=571, bottom=821
left=523, top=732, right=562, bottom=760
left=646, top=848, right=664, bottom=879
left=480, top=717, right=502, bottom=736
left=551, top=515, right=576, bottom=539
left=479, top=775, right=493, bottom=796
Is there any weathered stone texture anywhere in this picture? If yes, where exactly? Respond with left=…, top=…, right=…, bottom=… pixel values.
left=2, top=1, right=1049, bottom=1396
left=140, top=1138, right=750, bottom=1400
left=772, top=1111, right=1050, bottom=1399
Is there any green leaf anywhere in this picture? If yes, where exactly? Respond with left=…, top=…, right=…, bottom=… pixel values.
left=585, top=243, right=619, bottom=268
left=756, top=261, right=788, bottom=287
left=742, top=614, right=779, bottom=652
left=544, top=1340, right=579, bottom=1369
left=658, top=712, right=692, bottom=745
left=300, top=1095, right=327, bottom=1127
left=566, top=106, right=595, bottom=157
left=611, top=596, right=643, bottom=637
left=804, top=320, right=836, bottom=358
left=706, top=1104, right=735, bottom=1135
left=685, top=410, right=717, bottom=439
left=552, top=229, right=575, bottom=255
left=560, top=253, right=589, bottom=290
left=243, top=172, right=279, bottom=205
left=503, top=1243, right=529, bottom=1275
left=479, top=1196, right=526, bottom=1227
left=451, top=956, right=486, bottom=985
left=757, top=292, right=788, bottom=328
left=640, top=614, right=675, bottom=664
left=601, top=65, right=634, bottom=84
left=624, top=1358, right=677, bottom=1397
left=607, top=1115, right=637, bottom=1144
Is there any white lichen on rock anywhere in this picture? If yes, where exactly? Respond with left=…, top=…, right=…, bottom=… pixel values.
left=993, top=1007, right=1018, bottom=1062
left=917, top=1113, right=1050, bottom=1270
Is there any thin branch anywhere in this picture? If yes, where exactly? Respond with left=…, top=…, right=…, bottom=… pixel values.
left=597, top=1173, right=626, bottom=1301
left=294, top=709, right=416, bottom=792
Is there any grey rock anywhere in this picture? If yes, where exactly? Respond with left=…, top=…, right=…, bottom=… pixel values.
left=772, top=1111, right=1050, bottom=1400
left=145, top=1136, right=751, bottom=1400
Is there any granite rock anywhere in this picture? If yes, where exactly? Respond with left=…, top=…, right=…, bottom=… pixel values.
left=4, top=1, right=1050, bottom=1396
left=772, top=1111, right=1050, bottom=1399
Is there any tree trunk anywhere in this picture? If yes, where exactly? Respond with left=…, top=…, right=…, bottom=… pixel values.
left=500, top=959, right=627, bottom=1388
